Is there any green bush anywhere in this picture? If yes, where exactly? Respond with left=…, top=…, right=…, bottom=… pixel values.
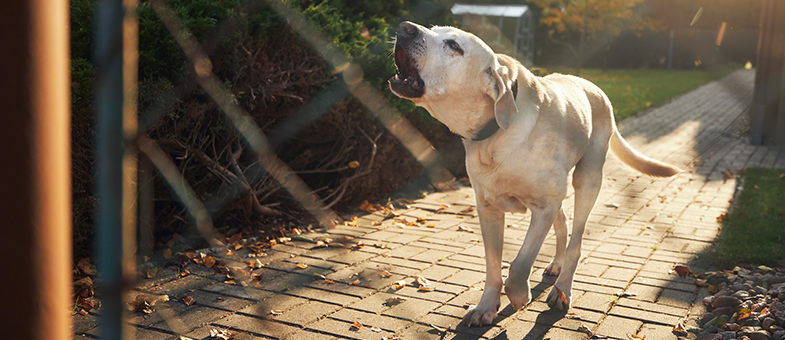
left=69, top=0, right=459, bottom=256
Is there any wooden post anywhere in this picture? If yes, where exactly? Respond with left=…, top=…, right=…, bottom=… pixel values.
left=751, top=0, right=785, bottom=146
left=0, top=0, right=72, bottom=339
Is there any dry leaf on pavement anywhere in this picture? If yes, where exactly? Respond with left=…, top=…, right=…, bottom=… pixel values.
left=182, top=295, right=196, bottom=306
left=673, top=265, right=691, bottom=277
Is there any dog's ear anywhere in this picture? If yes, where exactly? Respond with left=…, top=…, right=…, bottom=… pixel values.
left=485, top=60, right=518, bottom=130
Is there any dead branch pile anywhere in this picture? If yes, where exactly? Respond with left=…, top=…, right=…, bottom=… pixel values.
left=71, top=29, right=467, bottom=256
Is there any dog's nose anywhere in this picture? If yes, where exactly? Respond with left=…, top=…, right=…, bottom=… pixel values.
left=397, top=21, right=419, bottom=42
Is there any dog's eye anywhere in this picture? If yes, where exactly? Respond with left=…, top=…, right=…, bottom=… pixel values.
left=445, top=39, right=464, bottom=55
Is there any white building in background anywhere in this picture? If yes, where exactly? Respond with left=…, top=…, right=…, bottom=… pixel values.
left=451, top=3, right=536, bottom=65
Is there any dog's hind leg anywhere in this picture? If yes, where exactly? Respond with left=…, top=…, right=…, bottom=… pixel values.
left=462, top=201, right=505, bottom=327
left=545, top=206, right=568, bottom=276
left=506, top=205, right=559, bottom=311
left=546, top=153, right=606, bottom=310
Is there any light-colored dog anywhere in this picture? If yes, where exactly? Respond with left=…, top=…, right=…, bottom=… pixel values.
left=389, top=21, right=680, bottom=326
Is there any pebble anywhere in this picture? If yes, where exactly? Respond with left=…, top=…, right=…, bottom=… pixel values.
left=693, top=267, right=785, bottom=340
left=720, top=331, right=737, bottom=339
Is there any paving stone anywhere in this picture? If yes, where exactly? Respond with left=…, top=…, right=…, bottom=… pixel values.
left=306, top=317, right=393, bottom=339
left=285, top=286, right=360, bottom=306
left=657, top=288, right=695, bottom=309
left=238, top=293, right=308, bottom=317
left=212, top=313, right=299, bottom=338
left=370, top=256, right=431, bottom=270
left=200, top=281, right=275, bottom=301
left=637, top=323, right=680, bottom=340
left=382, top=298, right=442, bottom=321
left=493, top=318, right=550, bottom=340
left=419, top=264, right=461, bottom=281
left=624, top=283, right=662, bottom=302
left=601, top=266, right=640, bottom=282
left=572, top=291, right=614, bottom=313
left=282, top=329, right=340, bottom=340
left=410, top=249, right=456, bottom=263
left=609, top=305, right=683, bottom=325
left=330, top=308, right=411, bottom=332
left=594, top=315, right=643, bottom=339
left=442, top=270, right=487, bottom=287
left=272, top=300, right=340, bottom=326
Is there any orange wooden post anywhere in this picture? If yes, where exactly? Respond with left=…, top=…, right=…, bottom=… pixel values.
left=0, top=0, right=72, bottom=339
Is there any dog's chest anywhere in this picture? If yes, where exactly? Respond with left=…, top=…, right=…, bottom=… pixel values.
left=465, top=144, right=562, bottom=213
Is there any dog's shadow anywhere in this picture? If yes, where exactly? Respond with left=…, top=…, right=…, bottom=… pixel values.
left=451, top=274, right=566, bottom=340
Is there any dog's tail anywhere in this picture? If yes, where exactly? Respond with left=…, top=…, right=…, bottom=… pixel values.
left=609, top=128, right=681, bottom=177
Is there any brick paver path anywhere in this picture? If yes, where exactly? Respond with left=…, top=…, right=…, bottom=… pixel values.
left=75, top=69, right=785, bottom=340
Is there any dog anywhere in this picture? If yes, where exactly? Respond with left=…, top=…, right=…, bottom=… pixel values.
left=389, top=21, right=680, bottom=326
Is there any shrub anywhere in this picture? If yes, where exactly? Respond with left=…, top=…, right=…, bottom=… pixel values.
left=70, top=0, right=460, bottom=256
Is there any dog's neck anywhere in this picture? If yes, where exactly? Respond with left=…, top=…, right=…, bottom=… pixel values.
left=471, top=79, right=518, bottom=141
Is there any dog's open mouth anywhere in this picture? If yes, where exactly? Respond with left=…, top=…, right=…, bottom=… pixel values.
left=389, top=45, right=425, bottom=98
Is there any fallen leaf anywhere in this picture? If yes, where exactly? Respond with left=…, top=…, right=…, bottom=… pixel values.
left=214, top=297, right=226, bottom=302
left=208, top=328, right=238, bottom=340
left=393, top=280, right=406, bottom=289
left=348, top=279, right=361, bottom=286
left=251, top=273, right=263, bottom=281
left=163, top=248, right=172, bottom=259
left=182, top=295, right=196, bottom=306
left=270, top=310, right=284, bottom=316
left=348, top=161, right=360, bottom=168
left=456, top=225, right=474, bottom=233
left=351, top=320, right=363, bottom=330
left=78, top=299, right=94, bottom=311
left=565, top=313, right=582, bottom=320
left=296, top=262, right=309, bottom=269
left=314, top=273, right=326, bottom=279
left=708, top=285, right=717, bottom=293
left=223, top=279, right=236, bottom=285
left=372, top=221, right=382, bottom=226
left=77, top=309, right=88, bottom=316
left=578, top=324, right=593, bottom=335
left=418, top=286, right=433, bottom=292
left=430, top=324, right=448, bottom=333
left=385, top=296, right=408, bottom=304
left=628, top=334, right=646, bottom=340
left=371, top=325, right=382, bottom=332
left=672, top=320, right=687, bottom=334
left=673, top=265, right=691, bottom=277
left=204, top=256, right=216, bottom=269
left=604, top=203, right=619, bottom=209
left=414, top=275, right=431, bottom=287
left=323, top=279, right=334, bottom=284
left=379, top=270, right=392, bottom=278
left=427, top=223, right=436, bottom=228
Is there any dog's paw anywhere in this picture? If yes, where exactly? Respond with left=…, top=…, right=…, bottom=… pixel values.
left=504, top=277, right=531, bottom=311
left=546, top=285, right=572, bottom=311
left=544, top=260, right=562, bottom=276
left=461, top=301, right=500, bottom=327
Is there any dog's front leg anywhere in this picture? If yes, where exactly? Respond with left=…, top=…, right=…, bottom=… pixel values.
left=462, top=201, right=504, bottom=327
left=505, top=205, right=558, bottom=311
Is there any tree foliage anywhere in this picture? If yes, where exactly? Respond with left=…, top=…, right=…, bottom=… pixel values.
left=529, top=0, right=659, bottom=72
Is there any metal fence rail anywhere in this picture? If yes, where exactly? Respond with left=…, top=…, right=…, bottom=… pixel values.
left=93, top=0, right=455, bottom=338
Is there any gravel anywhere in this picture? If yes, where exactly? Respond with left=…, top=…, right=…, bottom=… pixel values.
left=691, top=266, right=785, bottom=340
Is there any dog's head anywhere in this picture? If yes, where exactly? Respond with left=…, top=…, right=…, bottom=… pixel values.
left=389, top=21, right=518, bottom=137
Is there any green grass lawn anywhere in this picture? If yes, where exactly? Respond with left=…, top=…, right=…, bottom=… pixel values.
left=545, top=66, right=741, bottom=121
left=711, top=168, right=785, bottom=267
